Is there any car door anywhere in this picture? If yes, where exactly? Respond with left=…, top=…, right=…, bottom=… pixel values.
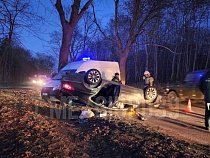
left=184, top=73, right=204, bottom=100
left=170, top=83, right=187, bottom=99
left=185, top=82, right=197, bottom=99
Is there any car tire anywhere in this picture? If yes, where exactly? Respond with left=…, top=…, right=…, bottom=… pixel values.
left=94, top=96, right=107, bottom=105
left=85, top=69, right=102, bottom=86
left=144, top=86, right=158, bottom=100
left=167, top=91, right=178, bottom=102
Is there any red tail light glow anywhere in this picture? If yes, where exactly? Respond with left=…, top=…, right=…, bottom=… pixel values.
left=62, top=83, right=75, bottom=91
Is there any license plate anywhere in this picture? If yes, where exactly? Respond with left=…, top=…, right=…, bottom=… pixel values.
left=42, top=93, right=48, bottom=96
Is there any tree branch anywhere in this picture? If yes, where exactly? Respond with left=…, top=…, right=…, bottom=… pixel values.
left=78, top=0, right=93, bottom=18
left=91, top=3, right=116, bottom=45
left=55, top=0, right=68, bottom=27
left=145, top=43, right=183, bottom=54
left=114, top=0, right=123, bottom=53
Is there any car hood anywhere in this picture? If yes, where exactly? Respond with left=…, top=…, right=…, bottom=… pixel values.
left=42, top=79, right=61, bottom=88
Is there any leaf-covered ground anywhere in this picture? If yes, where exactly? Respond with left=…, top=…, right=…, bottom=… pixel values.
left=0, top=89, right=209, bottom=158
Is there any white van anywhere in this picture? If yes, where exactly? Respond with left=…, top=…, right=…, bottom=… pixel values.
left=41, top=60, right=120, bottom=100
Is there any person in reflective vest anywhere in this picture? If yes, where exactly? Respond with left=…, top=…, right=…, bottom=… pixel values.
left=143, top=71, right=154, bottom=88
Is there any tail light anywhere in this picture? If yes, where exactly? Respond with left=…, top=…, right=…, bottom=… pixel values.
left=62, top=83, right=75, bottom=91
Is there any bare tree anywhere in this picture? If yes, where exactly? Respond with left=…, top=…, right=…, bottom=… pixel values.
left=0, top=0, right=39, bottom=82
left=49, top=30, right=61, bottom=57
left=55, top=0, right=93, bottom=71
left=48, top=10, right=97, bottom=63
left=69, top=11, right=98, bottom=62
left=93, top=0, right=169, bottom=84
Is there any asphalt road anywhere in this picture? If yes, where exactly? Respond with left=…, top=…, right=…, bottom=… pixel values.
left=133, top=100, right=210, bottom=145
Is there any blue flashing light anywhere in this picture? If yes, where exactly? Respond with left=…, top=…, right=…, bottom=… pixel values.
left=83, top=57, right=90, bottom=61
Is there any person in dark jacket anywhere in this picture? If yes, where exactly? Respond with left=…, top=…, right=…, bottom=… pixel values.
left=199, top=69, right=210, bottom=131
left=108, top=73, right=121, bottom=108
left=111, top=72, right=122, bottom=84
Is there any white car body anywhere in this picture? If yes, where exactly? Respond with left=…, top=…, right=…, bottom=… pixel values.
left=41, top=60, right=120, bottom=99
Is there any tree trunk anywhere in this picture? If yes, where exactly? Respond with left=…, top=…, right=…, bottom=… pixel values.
left=205, top=43, right=210, bottom=69
left=144, top=34, right=149, bottom=71
left=58, top=29, right=73, bottom=70
left=119, top=55, right=128, bottom=85
left=193, top=42, right=198, bottom=71
left=170, top=43, right=178, bottom=81
left=154, top=43, right=158, bottom=79
left=55, top=0, right=93, bottom=71
left=170, top=54, right=175, bottom=81
left=205, top=15, right=210, bottom=69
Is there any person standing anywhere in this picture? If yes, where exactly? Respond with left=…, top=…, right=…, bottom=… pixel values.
left=143, top=71, right=154, bottom=88
left=199, top=69, right=210, bottom=131
left=108, top=73, right=121, bottom=108
left=111, top=72, right=122, bottom=84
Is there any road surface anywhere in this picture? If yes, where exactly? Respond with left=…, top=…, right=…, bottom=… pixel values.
left=133, top=100, right=210, bottom=145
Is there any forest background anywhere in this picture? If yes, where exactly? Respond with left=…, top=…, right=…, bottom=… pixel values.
left=0, top=0, right=210, bottom=86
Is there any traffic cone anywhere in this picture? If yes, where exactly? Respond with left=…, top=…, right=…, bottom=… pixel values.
left=185, top=99, right=193, bottom=112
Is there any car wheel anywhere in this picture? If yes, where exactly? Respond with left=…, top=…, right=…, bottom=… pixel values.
left=144, top=86, right=158, bottom=100
left=95, top=96, right=107, bottom=105
left=167, top=91, right=178, bottom=102
left=85, top=69, right=102, bottom=86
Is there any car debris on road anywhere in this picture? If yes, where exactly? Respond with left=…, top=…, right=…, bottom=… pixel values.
left=136, top=112, right=146, bottom=121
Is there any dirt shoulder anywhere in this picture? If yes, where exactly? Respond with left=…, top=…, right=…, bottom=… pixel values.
left=0, top=89, right=209, bottom=158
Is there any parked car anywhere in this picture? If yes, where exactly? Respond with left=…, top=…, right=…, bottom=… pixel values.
left=31, top=75, right=50, bottom=86
left=164, top=69, right=210, bottom=102
left=59, top=69, right=161, bottom=110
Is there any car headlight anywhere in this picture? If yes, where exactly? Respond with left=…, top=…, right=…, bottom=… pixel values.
left=52, top=85, right=61, bottom=91
left=37, top=80, right=43, bottom=84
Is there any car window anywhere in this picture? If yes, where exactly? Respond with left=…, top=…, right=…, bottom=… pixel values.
left=184, top=73, right=205, bottom=83
left=186, top=81, right=197, bottom=87
left=78, top=71, right=86, bottom=74
left=52, top=69, right=77, bottom=80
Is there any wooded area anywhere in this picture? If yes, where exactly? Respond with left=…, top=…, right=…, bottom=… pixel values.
left=0, top=0, right=210, bottom=85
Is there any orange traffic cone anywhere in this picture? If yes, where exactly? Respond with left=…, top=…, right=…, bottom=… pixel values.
left=185, top=99, right=193, bottom=112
